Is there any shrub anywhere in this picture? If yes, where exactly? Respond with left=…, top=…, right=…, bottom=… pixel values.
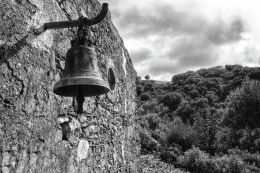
left=193, top=108, right=224, bottom=154
left=205, top=91, right=219, bottom=106
left=136, top=76, right=142, bottom=81
left=225, top=81, right=260, bottom=129
left=214, top=127, right=233, bottom=152
left=140, top=93, right=151, bottom=101
left=191, top=98, right=209, bottom=109
left=159, top=92, right=182, bottom=111
left=160, top=150, right=178, bottom=163
left=176, top=101, right=194, bottom=123
left=142, top=100, right=166, bottom=114
left=165, top=117, right=196, bottom=151
left=151, top=130, right=161, bottom=141
left=230, top=128, right=260, bottom=152
left=228, top=148, right=260, bottom=168
left=139, top=128, right=159, bottom=154
left=177, top=147, right=251, bottom=173
left=177, top=147, right=213, bottom=172
left=143, top=80, right=155, bottom=92
left=145, top=75, right=150, bottom=80
left=213, top=154, right=245, bottom=173
left=146, top=113, right=160, bottom=130
left=136, top=76, right=142, bottom=86
left=136, top=85, right=143, bottom=96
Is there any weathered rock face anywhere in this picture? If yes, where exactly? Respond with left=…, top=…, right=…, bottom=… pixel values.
left=0, top=0, right=138, bottom=172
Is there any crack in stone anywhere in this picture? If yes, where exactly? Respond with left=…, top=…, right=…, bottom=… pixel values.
left=5, top=59, right=25, bottom=96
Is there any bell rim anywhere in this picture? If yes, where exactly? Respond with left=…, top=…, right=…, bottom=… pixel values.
left=53, top=77, right=110, bottom=97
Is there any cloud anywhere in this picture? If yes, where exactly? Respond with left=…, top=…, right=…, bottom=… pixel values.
left=177, top=49, right=218, bottom=67
left=117, top=3, right=245, bottom=43
left=166, top=36, right=218, bottom=68
left=206, top=18, right=244, bottom=44
left=116, top=3, right=245, bottom=78
left=148, top=59, right=179, bottom=75
left=117, top=4, right=203, bottom=37
left=101, top=0, right=249, bottom=80
left=130, top=47, right=152, bottom=63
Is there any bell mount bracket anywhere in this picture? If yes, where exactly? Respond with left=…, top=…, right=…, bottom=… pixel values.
left=33, top=3, right=108, bottom=35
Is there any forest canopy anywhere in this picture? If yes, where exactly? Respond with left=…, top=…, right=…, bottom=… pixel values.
left=136, top=65, right=260, bottom=173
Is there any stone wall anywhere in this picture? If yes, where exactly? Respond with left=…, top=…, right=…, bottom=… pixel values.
left=0, top=0, right=139, bottom=172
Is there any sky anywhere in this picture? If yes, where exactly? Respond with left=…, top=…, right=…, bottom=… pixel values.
left=99, top=0, right=260, bottom=81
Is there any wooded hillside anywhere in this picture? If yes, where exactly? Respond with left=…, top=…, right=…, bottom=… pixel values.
left=136, top=65, right=260, bottom=173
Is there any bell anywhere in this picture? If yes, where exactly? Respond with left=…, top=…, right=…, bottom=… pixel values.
left=53, top=40, right=110, bottom=97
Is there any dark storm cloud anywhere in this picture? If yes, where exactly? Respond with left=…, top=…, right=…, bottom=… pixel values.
left=130, top=48, right=152, bottom=63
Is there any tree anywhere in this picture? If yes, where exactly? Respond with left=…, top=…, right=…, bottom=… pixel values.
left=145, top=75, right=150, bottom=80
left=225, top=81, right=260, bottom=129
left=136, top=85, right=143, bottom=96
left=136, top=76, right=142, bottom=85
left=193, top=108, right=224, bottom=154
left=176, top=101, right=194, bottom=123
left=140, top=93, right=151, bottom=101
left=159, top=92, right=182, bottom=111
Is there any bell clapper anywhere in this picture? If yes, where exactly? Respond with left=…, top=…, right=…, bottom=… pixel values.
left=76, top=86, right=85, bottom=114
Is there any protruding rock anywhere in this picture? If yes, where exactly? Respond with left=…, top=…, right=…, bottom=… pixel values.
left=77, top=139, right=90, bottom=163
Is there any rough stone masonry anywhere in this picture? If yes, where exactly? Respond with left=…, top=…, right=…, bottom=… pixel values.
left=0, top=0, right=139, bottom=172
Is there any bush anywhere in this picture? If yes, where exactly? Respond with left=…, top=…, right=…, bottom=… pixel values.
left=228, top=148, right=260, bottom=168
left=151, top=130, right=161, bottom=141
left=177, top=147, right=213, bottom=172
left=159, top=92, right=182, bottom=111
left=136, top=85, right=143, bottom=96
left=225, top=81, right=260, bottom=129
left=165, top=117, right=196, bottom=151
left=145, top=75, right=150, bottom=80
left=140, top=93, right=151, bottom=101
left=214, top=127, right=233, bottom=152
left=176, top=101, right=194, bottom=123
left=142, top=100, right=166, bottom=114
left=224, top=81, right=260, bottom=152
left=146, top=113, right=160, bottom=130
left=193, top=108, right=224, bottom=154
left=205, top=91, right=219, bottom=106
left=230, top=128, right=260, bottom=152
left=191, top=98, right=209, bottom=109
left=136, top=76, right=142, bottom=81
left=160, top=150, right=178, bottom=163
left=177, top=147, right=252, bottom=173
left=139, top=128, right=159, bottom=154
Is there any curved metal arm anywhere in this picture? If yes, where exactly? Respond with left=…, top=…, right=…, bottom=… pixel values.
left=82, top=3, right=108, bottom=26
left=33, top=3, right=108, bottom=35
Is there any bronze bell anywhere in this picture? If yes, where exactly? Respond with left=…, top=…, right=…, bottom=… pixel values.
left=53, top=39, right=110, bottom=97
